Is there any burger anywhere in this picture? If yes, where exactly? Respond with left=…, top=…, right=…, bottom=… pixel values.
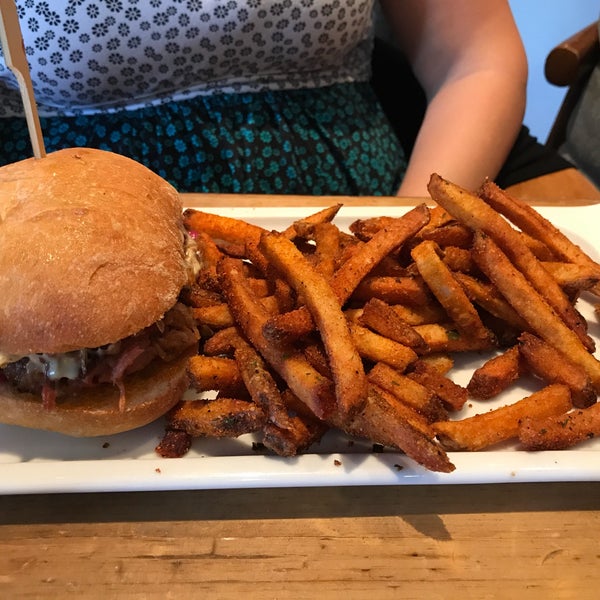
left=0, top=148, right=199, bottom=436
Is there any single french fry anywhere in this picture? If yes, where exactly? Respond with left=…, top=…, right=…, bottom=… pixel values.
left=441, top=246, right=474, bottom=273
left=187, top=355, right=243, bottom=393
left=517, top=332, right=597, bottom=408
left=359, top=297, right=429, bottom=352
left=282, top=203, right=343, bottom=239
left=367, top=362, right=447, bottom=422
left=408, top=360, right=468, bottom=411
left=348, top=322, right=418, bottom=372
left=541, top=261, right=600, bottom=294
left=418, top=222, right=473, bottom=248
left=390, top=301, right=448, bottom=326
left=369, top=384, right=436, bottom=437
left=519, top=402, right=600, bottom=450
left=453, top=272, right=528, bottom=331
left=166, top=397, right=266, bottom=438
left=417, top=353, right=454, bottom=375
left=155, top=428, right=192, bottom=458
left=471, top=232, right=600, bottom=391
left=351, top=275, right=432, bottom=307
left=347, top=387, right=455, bottom=473
left=467, top=345, right=522, bottom=400
left=310, top=221, right=342, bottom=279
left=260, top=231, right=368, bottom=418
left=411, top=240, right=493, bottom=343
left=192, top=303, right=235, bottom=330
left=428, top=173, right=594, bottom=351
left=413, top=323, right=495, bottom=353
left=183, top=209, right=266, bottom=248
left=181, top=284, right=224, bottom=309
left=193, top=231, right=224, bottom=291
left=193, top=295, right=280, bottom=329
left=200, top=326, right=242, bottom=356
left=433, top=383, right=573, bottom=451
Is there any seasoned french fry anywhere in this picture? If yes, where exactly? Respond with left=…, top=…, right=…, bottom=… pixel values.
left=453, top=272, right=528, bottom=331
left=166, top=398, right=266, bottom=438
left=369, top=384, right=436, bottom=437
left=282, top=203, right=343, bottom=239
left=187, top=355, right=243, bottom=393
left=519, top=402, right=600, bottom=450
left=390, top=301, right=448, bottom=326
left=433, top=383, right=573, bottom=451
left=441, top=246, right=474, bottom=273
left=417, top=353, right=454, bottom=375
left=192, top=295, right=281, bottom=329
left=347, top=387, right=455, bottom=473
left=183, top=209, right=266, bottom=248
left=541, top=261, right=600, bottom=294
left=348, top=322, right=418, bottom=372
left=193, top=231, right=224, bottom=291
left=367, top=362, right=447, bottom=422
left=517, top=332, right=597, bottom=408
left=311, top=222, right=342, bottom=279
left=467, top=345, right=522, bottom=400
left=351, top=275, right=432, bottom=307
left=418, top=222, right=473, bottom=248
left=411, top=240, right=493, bottom=343
left=408, top=360, right=468, bottom=411
left=359, top=297, right=429, bottom=352
left=413, top=323, right=494, bottom=354
left=192, top=304, right=235, bottom=330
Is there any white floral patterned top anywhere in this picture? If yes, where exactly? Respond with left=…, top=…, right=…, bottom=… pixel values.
left=0, top=0, right=375, bottom=116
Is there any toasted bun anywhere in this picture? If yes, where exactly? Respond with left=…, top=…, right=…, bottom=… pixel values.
left=0, top=148, right=187, bottom=355
left=0, top=353, right=191, bottom=436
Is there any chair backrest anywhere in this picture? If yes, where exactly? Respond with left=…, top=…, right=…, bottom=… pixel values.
left=544, top=20, right=600, bottom=149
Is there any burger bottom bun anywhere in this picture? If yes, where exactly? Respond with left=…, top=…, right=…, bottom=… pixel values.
left=0, top=355, right=191, bottom=437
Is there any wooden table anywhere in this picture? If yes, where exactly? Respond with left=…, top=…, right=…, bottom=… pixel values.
left=2, top=194, right=600, bottom=599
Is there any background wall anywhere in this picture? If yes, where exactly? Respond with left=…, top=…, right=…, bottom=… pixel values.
left=509, top=1, right=599, bottom=143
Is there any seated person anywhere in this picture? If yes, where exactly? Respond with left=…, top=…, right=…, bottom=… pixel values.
left=0, top=0, right=585, bottom=199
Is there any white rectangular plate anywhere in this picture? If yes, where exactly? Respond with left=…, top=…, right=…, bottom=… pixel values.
left=2, top=203, right=600, bottom=495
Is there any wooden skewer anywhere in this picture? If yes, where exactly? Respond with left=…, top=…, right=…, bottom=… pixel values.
left=0, top=0, right=45, bottom=158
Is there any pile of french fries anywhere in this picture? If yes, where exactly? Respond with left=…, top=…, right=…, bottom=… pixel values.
left=156, top=174, right=600, bottom=473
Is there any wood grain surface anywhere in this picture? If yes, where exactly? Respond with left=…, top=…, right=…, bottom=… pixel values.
left=2, top=191, right=600, bottom=599
left=1, top=483, right=600, bottom=598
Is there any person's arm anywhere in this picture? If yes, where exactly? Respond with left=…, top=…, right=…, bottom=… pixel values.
left=379, top=0, right=528, bottom=197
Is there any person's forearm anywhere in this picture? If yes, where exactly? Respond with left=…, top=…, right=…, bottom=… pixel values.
left=396, top=72, right=526, bottom=198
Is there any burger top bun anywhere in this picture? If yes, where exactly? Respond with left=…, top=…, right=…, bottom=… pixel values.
left=0, top=148, right=187, bottom=356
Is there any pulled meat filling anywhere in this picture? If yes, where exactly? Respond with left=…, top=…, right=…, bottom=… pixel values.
left=0, top=302, right=198, bottom=410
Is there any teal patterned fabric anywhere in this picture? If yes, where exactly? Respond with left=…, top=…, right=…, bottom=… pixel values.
left=0, top=1, right=406, bottom=195
left=0, top=83, right=406, bottom=195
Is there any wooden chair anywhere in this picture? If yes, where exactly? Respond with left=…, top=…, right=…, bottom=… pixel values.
left=544, top=21, right=599, bottom=151
left=506, top=20, right=600, bottom=202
